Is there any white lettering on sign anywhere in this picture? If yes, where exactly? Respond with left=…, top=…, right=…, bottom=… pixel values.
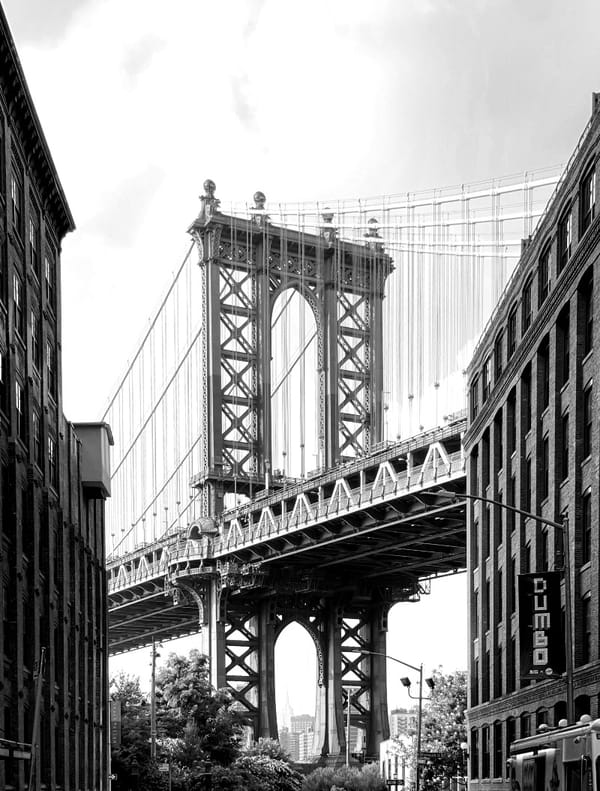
left=531, top=577, right=551, bottom=667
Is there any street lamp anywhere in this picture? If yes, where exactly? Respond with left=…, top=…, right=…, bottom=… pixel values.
left=401, top=673, right=434, bottom=791
left=346, top=648, right=430, bottom=791
left=435, top=488, right=573, bottom=723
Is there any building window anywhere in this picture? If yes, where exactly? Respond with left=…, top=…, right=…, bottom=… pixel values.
left=29, top=211, right=40, bottom=279
left=48, top=434, right=57, bottom=488
left=44, top=250, right=56, bottom=313
left=581, top=594, right=592, bottom=665
left=538, top=247, right=551, bottom=306
left=582, top=489, right=592, bottom=565
left=560, top=413, right=569, bottom=481
left=582, top=279, right=593, bottom=356
left=558, top=208, right=572, bottom=273
left=12, top=273, right=24, bottom=338
left=558, top=305, right=570, bottom=387
left=10, top=170, right=23, bottom=235
left=507, top=388, right=517, bottom=454
left=507, top=304, right=518, bottom=358
left=32, top=409, right=42, bottom=467
left=0, top=349, right=7, bottom=414
left=470, top=375, right=479, bottom=421
left=46, top=340, right=57, bottom=400
left=482, top=726, right=490, bottom=778
left=540, top=436, right=549, bottom=501
left=524, top=542, right=531, bottom=574
left=493, top=721, right=503, bottom=778
left=583, top=384, right=592, bottom=459
left=524, top=457, right=532, bottom=512
left=540, top=528, right=549, bottom=572
left=580, top=167, right=596, bottom=235
left=507, top=474, right=516, bottom=534
left=31, top=309, right=41, bottom=371
left=506, top=718, right=516, bottom=775
left=470, top=729, right=479, bottom=779
left=494, top=331, right=503, bottom=381
left=482, top=358, right=491, bottom=402
left=507, top=638, right=516, bottom=693
left=522, top=277, right=533, bottom=332
left=522, top=365, right=532, bottom=433
left=539, top=336, right=550, bottom=409
left=15, top=380, right=26, bottom=443
left=520, top=713, right=531, bottom=738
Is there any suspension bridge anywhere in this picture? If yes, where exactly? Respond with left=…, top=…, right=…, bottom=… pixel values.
left=104, top=164, right=564, bottom=760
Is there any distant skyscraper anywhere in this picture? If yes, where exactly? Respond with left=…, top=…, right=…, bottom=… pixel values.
left=390, top=707, right=417, bottom=739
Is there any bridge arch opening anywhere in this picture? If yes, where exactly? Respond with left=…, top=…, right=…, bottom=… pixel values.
left=274, top=621, right=318, bottom=761
left=270, top=288, right=319, bottom=478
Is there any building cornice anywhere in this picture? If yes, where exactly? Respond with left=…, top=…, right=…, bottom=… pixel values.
left=0, top=5, right=75, bottom=239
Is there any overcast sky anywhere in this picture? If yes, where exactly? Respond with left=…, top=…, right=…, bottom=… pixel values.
left=4, top=0, right=600, bottom=710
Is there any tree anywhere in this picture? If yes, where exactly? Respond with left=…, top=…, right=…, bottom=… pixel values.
left=303, top=763, right=386, bottom=791
left=417, top=669, right=468, bottom=791
left=109, top=672, right=163, bottom=791
left=156, top=649, right=244, bottom=766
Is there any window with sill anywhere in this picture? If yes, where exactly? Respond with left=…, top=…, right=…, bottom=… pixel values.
left=15, top=380, right=26, bottom=443
left=582, top=489, right=591, bottom=564
left=583, top=383, right=592, bottom=458
left=470, top=375, right=479, bottom=420
left=29, top=208, right=40, bottom=280
left=557, top=304, right=570, bottom=387
left=558, top=208, right=572, bottom=273
left=48, top=434, right=57, bottom=488
left=12, top=272, right=24, bottom=339
left=507, top=304, right=518, bottom=358
left=582, top=277, right=593, bottom=356
left=522, top=277, right=533, bottom=332
left=560, top=412, right=569, bottom=481
left=540, top=436, right=549, bottom=501
left=581, top=592, right=592, bottom=665
left=10, top=169, right=23, bottom=236
left=580, top=167, right=596, bottom=235
left=482, top=357, right=491, bottom=402
left=538, top=247, right=551, bottom=306
left=494, top=331, right=503, bottom=381
left=44, top=249, right=56, bottom=313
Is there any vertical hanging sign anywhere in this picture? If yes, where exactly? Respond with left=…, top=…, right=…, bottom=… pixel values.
left=110, top=700, right=122, bottom=748
left=518, top=572, right=565, bottom=679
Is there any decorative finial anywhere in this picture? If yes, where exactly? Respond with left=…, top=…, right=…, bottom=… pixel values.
left=320, top=208, right=337, bottom=247
left=365, top=217, right=384, bottom=251
left=251, top=190, right=269, bottom=227
left=197, top=178, right=220, bottom=223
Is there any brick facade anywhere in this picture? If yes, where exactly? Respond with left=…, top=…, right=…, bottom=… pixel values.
left=0, top=5, right=110, bottom=789
left=464, top=92, right=600, bottom=791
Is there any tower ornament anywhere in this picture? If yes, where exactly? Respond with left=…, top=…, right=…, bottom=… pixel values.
left=197, top=178, right=221, bottom=223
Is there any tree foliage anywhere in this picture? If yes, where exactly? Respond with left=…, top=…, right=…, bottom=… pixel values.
left=156, top=649, right=244, bottom=766
left=418, top=669, right=468, bottom=791
left=302, top=764, right=386, bottom=791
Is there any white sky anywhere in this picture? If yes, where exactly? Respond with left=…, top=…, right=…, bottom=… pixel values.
left=5, top=0, right=600, bottom=717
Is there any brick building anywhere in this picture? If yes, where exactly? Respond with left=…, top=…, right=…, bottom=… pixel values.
left=0, top=5, right=112, bottom=789
left=464, top=92, right=600, bottom=790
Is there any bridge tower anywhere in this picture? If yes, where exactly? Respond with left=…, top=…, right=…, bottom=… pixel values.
left=188, top=181, right=394, bottom=759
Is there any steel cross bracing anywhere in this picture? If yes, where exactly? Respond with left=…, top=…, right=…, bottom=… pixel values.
left=107, top=418, right=467, bottom=756
left=103, top=165, right=567, bottom=759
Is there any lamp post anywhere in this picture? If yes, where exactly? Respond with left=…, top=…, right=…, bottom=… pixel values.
left=436, top=488, right=573, bottom=723
left=346, top=648, right=431, bottom=791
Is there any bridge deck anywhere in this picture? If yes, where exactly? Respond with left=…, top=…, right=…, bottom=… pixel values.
left=107, top=418, right=468, bottom=653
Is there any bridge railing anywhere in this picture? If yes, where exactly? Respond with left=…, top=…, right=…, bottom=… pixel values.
left=107, top=442, right=466, bottom=595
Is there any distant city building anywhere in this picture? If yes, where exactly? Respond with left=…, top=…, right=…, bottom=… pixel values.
left=465, top=92, right=600, bottom=790
left=0, top=4, right=112, bottom=790
left=390, top=707, right=417, bottom=739
left=291, top=713, right=315, bottom=734
left=380, top=737, right=412, bottom=789
left=297, top=729, right=315, bottom=763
